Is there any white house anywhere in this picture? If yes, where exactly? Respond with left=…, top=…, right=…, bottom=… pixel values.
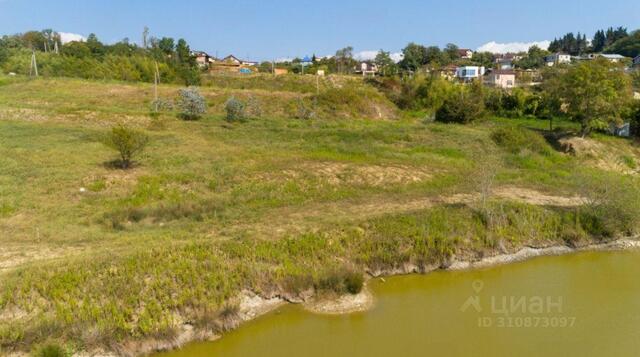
left=545, top=53, right=571, bottom=66
left=455, top=66, right=485, bottom=81
left=485, top=70, right=516, bottom=89
left=355, top=62, right=378, bottom=76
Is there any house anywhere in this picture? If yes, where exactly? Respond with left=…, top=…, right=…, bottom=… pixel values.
left=485, top=69, right=516, bottom=89
left=458, top=49, right=474, bottom=59
left=438, top=64, right=458, bottom=80
left=493, top=53, right=522, bottom=70
left=578, top=53, right=627, bottom=63
left=209, top=55, right=258, bottom=73
left=634, top=55, right=640, bottom=67
left=455, top=66, right=485, bottom=82
left=355, top=62, right=378, bottom=76
left=599, top=54, right=626, bottom=63
left=192, top=51, right=216, bottom=68
left=544, top=53, right=571, bottom=66
left=221, top=55, right=258, bottom=66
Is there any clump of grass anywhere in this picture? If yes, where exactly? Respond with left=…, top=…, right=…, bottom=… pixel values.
left=491, top=126, right=552, bottom=155
left=33, top=343, right=67, bottom=357
left=620, top=155, right=637, bottom=170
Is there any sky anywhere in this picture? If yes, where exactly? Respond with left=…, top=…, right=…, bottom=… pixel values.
left=1, top=0, right=639, bottom=61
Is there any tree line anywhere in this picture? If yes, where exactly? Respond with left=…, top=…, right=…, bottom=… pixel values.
left=0, top=29, right=201, bottom=85
left=548, top=26, right=639, bottom=57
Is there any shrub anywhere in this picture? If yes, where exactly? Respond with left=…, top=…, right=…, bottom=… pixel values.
left=176, top=87, right=207, bottom=120
left=150, top=98, right=174, bottom=112
left=490, top=126, right=552, bottom=155
left=500, top=88, right=527, bottom=117
left=34, top=343, right=67, bottom=357
left=295, top=98, right=315, bottom=120
left=343, top=271, right=364, bottom=294
left=245, top=95, right=263, bottom=118
left=316, top=268, right=364, bottom=295
left=435, top=90, right=485, bottom=124
left=577, top=171, right=640, bottom=237
left=225, top=96, right=246, bottom=122
left=102, top=125, right=149, bottom=169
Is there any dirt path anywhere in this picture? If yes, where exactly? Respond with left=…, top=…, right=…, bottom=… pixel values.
left=230, top=186, right=584, bottom=239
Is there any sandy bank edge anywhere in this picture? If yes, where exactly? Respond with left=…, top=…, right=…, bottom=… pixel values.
left=8, top=238, right=638, bottom=357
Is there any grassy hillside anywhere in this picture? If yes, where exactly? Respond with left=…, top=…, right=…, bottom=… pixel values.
left=0, top=75, right=639, bottom=354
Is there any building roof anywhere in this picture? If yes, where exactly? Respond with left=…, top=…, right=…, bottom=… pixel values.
left=458, top=49, right=473, bottom=55
left=600, top=54, right=626, bottom=59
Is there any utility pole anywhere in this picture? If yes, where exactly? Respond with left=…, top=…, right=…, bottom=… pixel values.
left=153, top=61, right=160, bottom=112
left=30, top=51, right=39, bottom=77
left=143, top=26, right=149, bottom=49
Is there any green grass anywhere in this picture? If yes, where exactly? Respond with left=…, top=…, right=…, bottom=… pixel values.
left=0, top=76, right=639, bottom=354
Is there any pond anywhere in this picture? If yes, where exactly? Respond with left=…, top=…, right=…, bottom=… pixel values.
left=156, top=250, right=640, bottom=357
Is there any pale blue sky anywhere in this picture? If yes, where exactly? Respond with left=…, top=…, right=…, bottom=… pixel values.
left=1, top=0, right=639, bottom=60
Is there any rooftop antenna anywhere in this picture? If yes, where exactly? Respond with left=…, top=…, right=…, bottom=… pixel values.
left=30, top=51, right=39, bottom=77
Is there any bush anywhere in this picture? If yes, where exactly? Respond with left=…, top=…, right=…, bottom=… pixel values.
left=490, top=126, right=552, bottom=155
left=435, top=90, right=485, bottom=124
left=176, top=87, right=207, bottom=120
left=102, top=125, right=149, bottom=169
left=500, top=88, right=527, bottom=117
left=34, top=343, right=67, bottom=357
left=344, top=271, right=364, bottom=294
left=245, top=95, right=263, bottom=118
left=295, top=98, right=315, bottom=120
left=316, top=268, right=364, bottom=295
left=225, top=96, right=246, bottom=122
left=577, top=172, right=640, bottom=237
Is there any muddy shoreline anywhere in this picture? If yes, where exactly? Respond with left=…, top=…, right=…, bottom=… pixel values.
left=9, top=238, right=639, bottom=357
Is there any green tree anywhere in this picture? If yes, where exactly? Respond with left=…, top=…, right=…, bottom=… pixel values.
left=374, top=50, right=396, bottom=76
left=424, top=46, right=445, bottom=66
left=605, top=30, right=640, bottom=58
left=549, top=59, right=632, bottom=136
left=102, top=125, right=150, bottom=169
left=399, top=42, right=426, bottom=72
left=592, top=30, right=606, bottom=52
left=61, top=41, right=92, bottom=58
left=86, top=33, right=105, bottom=57
left=335, top=46, right=354, bottom=74
left=444, top=43, right=460, bottom=62
left=516, top=45, right=549, bottom=69
left=175, top=39, right=191, bottom=64
left=158, top=37, right=175, bottom=55
left=471, top=51, right=494, bottom=68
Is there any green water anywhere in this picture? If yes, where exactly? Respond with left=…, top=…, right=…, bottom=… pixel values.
left=156, top=250, right=640, bottom=357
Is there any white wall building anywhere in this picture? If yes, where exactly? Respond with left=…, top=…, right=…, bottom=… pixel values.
left=455, top=66, right=485, bottom=81
left=545, top=53, right=571, bottom=66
